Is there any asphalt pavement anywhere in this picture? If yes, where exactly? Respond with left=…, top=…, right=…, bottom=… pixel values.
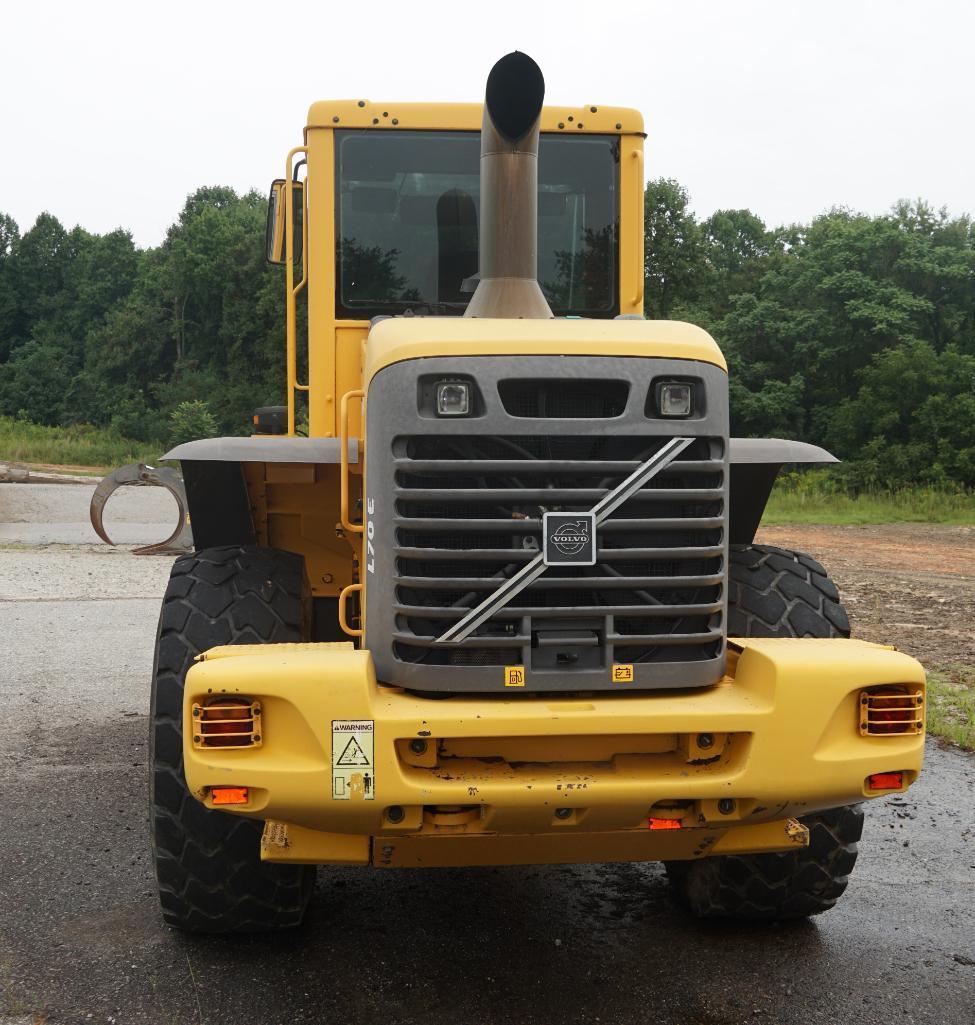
left=1, top=483, right=973, bottom=1025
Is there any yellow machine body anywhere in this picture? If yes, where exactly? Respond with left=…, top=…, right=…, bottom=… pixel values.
left=178, top=86, right=927, bottom=870
left=183, top=638, right=925, bottom=867
left=245, top=101, right=652, bottom=606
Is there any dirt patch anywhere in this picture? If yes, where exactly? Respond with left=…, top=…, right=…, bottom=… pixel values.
left=756, top=524, right=975, bottom=669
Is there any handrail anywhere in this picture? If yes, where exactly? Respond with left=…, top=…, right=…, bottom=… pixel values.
left=285, top=146, right=309, bottom=435
left=340, top=389, right=365, bottom=534
left=338, top=584, right=364, bottom=638
left=631, top=147, right=644, bottom=310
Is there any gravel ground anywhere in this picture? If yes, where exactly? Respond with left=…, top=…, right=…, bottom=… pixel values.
left=757, top=524, right=975, bottom=669
left=1, top=483, right=973, bottom=1025
left=0, top=482, right=179, bottom=546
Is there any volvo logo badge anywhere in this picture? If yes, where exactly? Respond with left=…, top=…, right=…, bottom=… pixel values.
left=542, top=511, right=597, bottom=566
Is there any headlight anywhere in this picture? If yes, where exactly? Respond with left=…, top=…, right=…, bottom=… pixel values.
left=436, top=381, right=471, bottom=417
left=656, top=381, right=693, bottom=418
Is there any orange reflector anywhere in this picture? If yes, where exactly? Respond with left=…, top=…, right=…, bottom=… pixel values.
left=649, top=817, right=682, bottom=830
left=211, top=786, right=249, bottom=805
left=868, top=772, right=904, bottom=791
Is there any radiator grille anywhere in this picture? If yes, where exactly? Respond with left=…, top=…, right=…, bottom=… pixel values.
left=391, top=434, right=725, bottom=671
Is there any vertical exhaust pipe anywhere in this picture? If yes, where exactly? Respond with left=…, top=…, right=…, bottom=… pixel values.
left=465, top=52, right=554, bottom=320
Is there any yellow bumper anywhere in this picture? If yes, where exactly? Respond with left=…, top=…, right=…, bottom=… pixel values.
left=182, top=638, right=925, bottom=867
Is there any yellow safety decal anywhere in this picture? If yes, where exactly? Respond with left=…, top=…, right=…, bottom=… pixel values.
left=612, top=664, right=635, bottom=684
left=504, top=666, right=526, bottom=687
left=332, top=719, right=375, bottom=801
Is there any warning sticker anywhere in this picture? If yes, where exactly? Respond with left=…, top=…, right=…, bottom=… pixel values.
left=332, top=720, right=375, bottom=801
left=612, top=664, right=635, bottom=683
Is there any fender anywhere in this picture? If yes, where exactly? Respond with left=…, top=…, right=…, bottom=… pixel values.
left=160, top=434, right=830, bottom=550
left=159, top=437, right=360, bottom=550
left=728, top=437, right=838, bottom=544
left=161, top=436, right=359, bottom=464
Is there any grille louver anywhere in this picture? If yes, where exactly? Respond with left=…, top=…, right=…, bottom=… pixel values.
left=365, top=355, right=730, bottom=692
left=391, top=433, right=725, bottom=670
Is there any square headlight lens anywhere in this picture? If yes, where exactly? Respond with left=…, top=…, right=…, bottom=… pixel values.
left=657, top=382, right=693, bottom=418
left=436, top=381, right=471, bottom=416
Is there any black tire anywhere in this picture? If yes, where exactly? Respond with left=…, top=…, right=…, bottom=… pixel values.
left=150, top=545, right=316, bottom=933
left=666, top=544, right=858, bottom=920
left=727, top=544, right=850, bottom=638
left=665, top=805, right=864, bottom=920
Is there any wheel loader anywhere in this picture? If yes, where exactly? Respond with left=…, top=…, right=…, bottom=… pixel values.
left=147, top=52, right=925, bottom=931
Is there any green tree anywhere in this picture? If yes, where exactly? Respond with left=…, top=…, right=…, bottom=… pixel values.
left=0, top=339, right=73, bottom=424
left=169, top=399, right=218, bottom=446
left=0, top=213, right=20, bottom=360
left=829, top=341, right=975, bottom=487
left=644, top=178, right=703, bottom=318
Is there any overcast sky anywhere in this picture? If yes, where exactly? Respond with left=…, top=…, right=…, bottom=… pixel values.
left=3, top=0, right=972, bottom=248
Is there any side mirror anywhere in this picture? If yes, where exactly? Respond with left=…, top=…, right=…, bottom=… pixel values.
left=265, top=179, right=303, bottom=265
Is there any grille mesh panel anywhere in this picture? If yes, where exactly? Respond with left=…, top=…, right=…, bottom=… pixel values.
left=391, top=434, right=725, bottom=669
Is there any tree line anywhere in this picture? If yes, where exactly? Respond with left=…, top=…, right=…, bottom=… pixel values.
left=1, top=181, right=973, bottom=486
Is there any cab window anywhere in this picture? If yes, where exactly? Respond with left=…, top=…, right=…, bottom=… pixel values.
left=335, top=130, right=619, bottom=318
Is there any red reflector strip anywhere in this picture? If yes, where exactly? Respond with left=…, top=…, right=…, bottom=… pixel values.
left=649, top=817, right=682, bottom=830
left=211, top=786, right=249, bottom=805
left=868, top=772, right=904, bottom=791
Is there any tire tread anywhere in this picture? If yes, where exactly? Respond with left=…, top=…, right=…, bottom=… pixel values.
left=727, top=543, right=850, bottom=638
left=666, top=544, right=859, bottom=921
left=150, top=545, right=315, bottom=933
left=667, top=806, right=864, bottom=920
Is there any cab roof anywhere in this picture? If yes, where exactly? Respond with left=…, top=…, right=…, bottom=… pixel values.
left=306, top=101, right=644, bottom=136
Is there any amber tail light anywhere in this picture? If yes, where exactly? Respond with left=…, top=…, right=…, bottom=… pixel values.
left=867, top=772, right=905, bottom=791
left=192, top=700, right=262, bottom=749
left=859, top=687, right=923, bottom=737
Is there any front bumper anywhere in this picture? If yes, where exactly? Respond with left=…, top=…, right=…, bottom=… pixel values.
left=182, top=638, right=925, bottom=867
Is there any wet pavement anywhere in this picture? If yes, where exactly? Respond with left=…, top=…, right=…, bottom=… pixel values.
left=1, top=485, right=973, bottom=1024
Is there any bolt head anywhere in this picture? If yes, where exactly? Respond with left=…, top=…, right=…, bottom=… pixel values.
left=409, top=739, right=428, bottom=755
left=697, top=733, right=714, bottom=749
left=386, top=805, right=405, bottom=824
left=554, top=807, right=573, bottom=820
left=717, top=798, right=735, bottom=815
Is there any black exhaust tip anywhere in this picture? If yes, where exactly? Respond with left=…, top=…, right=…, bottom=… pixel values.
left=485, top=51, right=545, bottom=142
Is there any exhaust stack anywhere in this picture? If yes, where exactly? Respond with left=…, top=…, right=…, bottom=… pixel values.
left=464, top=52, right=553, bottom=320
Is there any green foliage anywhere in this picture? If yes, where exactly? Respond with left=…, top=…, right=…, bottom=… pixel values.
left=0, top=338, right=74, bottom=424
left=0, top=415, right=161, bottom=468
left=1, top=179, right=973, bottom=489
left=168, top=400, right=218, bottom=447
left=0, top=187, right=286, bottom=443
left=926, top=667, right=975, bottom=750
left=644, top=181, right=975, bottom=485
left=764, top=469, right=975, bottom=525
left=644, top=178, right=703, bottom=318
left=829, top=341, right=975, bottom=487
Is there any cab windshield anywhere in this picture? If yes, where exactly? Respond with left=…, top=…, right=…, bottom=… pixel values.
left=335, top=130, right=619, bottom=318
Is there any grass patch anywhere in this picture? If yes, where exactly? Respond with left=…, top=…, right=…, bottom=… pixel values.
left=0, top=416, right=163, bottom=472
left=763, top=469, right=975, bottom=525
left=926, top=666, right=975, bottom=750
